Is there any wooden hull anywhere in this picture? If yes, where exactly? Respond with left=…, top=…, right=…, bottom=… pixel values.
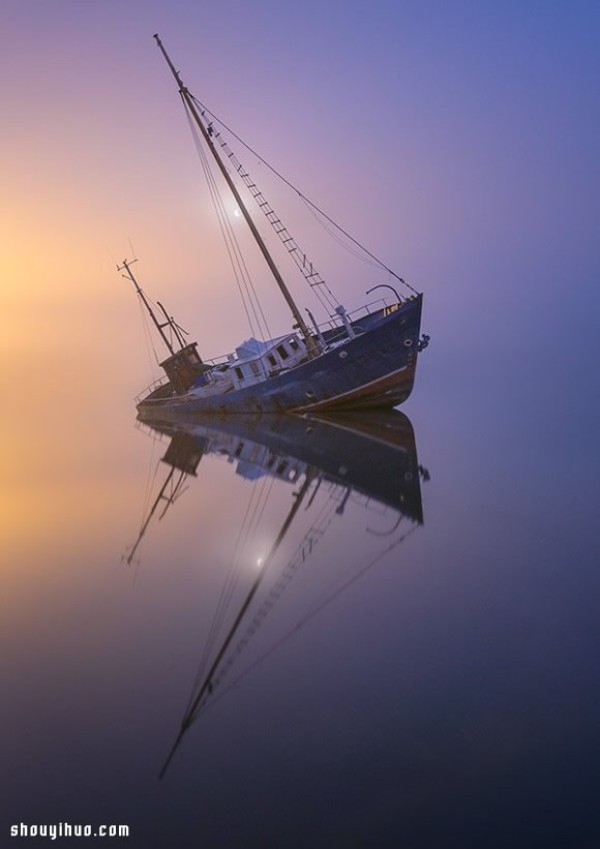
left=137, top=295, right=422, bottom=418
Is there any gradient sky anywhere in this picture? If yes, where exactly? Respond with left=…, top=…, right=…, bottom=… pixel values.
left=2, top=0, right=599, bottom=505
left=2, top=5, right=599, bottom=843
left=3, top=0, right=598, bottom=336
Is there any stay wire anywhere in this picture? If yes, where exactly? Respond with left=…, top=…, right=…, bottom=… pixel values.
left=300, top=195, right=382, bottom=270
left=187, top=473, right=266, bottom=709
left=183, top=99, right=273, bottom=342
left=207, top=122, right=340, bottom=316
left=204, top=523, right=419, bottom=714
left=213, top=473, right=270, bottom=630
left=191, top=479, right=260, bottom=690
left=137, top=296, right=160, bottom=369
left=206, top=479, right=342, bottom=695
left=217, top=472, right=276, bottom=627
left=187, top=471, right=275, bottom=707
left=185, top=106, right=259, bottom=339
left=190, top=94, right=418, bottom=296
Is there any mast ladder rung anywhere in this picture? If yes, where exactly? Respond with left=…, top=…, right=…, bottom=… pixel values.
left=210, top=122, right=331, bottom=303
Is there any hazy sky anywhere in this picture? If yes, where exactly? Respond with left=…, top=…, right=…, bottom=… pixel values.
left=1, top=0, right=599, bottom=427
left=2, top=8, right=599, bottom=839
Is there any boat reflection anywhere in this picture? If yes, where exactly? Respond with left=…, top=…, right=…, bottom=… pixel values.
left=128, top=411, right=428, bottom=776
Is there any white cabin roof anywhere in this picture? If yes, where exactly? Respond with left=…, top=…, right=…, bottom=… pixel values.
left=233, top=334, right=300, bottom=367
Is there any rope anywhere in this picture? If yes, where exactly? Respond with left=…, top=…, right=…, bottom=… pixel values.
left=185, top=469, right=276, bottom=712
left=137, top=295, right=160, bottom=369
left=203, top=113, right=340, bottom=316
left=183, top=98, right=273, bottom=342
left=196, top=506, right=419, bottom=717
left=189, top=478, right=341, bottom=705
left=300, top=195, right=382, bottom=270
left=190, top=95, right=418, bottom=297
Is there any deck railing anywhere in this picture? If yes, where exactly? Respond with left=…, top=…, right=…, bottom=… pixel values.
left=134, top=296, right=404, bottom=401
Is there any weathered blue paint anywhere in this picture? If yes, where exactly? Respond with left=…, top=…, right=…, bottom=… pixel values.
left=137, top=295, right=422, bottom=418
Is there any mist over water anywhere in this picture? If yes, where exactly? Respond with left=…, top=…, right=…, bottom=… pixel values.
left=3, top=362, right=599, bottom=847
left=3, top=2, right=600, bottom=846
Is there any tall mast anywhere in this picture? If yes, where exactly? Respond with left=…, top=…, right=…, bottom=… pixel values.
left=153, top=34, right=318, bottom=355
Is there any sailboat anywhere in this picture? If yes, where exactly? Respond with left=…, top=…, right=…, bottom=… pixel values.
left=125, top=35, right=429, bottom=418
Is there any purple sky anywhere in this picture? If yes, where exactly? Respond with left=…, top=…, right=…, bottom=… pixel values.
left=2, top=0, right=598, bottom=417
left=2, top=6, right=599, bottom=843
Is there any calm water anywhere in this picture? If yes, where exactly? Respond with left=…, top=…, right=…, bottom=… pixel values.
left=3, top=351, right=599, bottom=849
left=4, top=1, right=600, bottom=844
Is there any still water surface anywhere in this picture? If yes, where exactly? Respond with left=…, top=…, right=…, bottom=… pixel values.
left=2, top=374, right=598, bottom=848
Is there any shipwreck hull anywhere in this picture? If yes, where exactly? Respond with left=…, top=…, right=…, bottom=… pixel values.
left=137, top=295, right=422, bottom=418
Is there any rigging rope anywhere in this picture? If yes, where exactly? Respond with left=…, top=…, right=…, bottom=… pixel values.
left=190, top=95, right=419, bottom=297
left=215, top=472, right=275, bottom=626
left=187, top=469, right=276, bottom=710
left=139, top=437, right=161, bottom=537
left=300, top=195, right=382, bottom=270
left=207, top=480, right=344, bottom=694
left=183, top=99, right=272, bottom=342
left=137, top=296, right=160, bottom=369
left=193, top=505, right=419, bottom=720
left=196, top=103, right=339, bottom=316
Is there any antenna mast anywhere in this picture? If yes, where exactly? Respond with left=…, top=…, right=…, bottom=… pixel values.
left=118, top=258, right=175, bottom=356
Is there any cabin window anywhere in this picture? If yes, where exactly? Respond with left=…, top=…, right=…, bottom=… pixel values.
left=234, top=367, right=243, bottom=380
left=250, top=361, right=261, bottom=376
left=277, top=344, right=289, bottom=360
left=288, top=338, right=299, bottom=350
left=267, top=354, right=277, bottom=367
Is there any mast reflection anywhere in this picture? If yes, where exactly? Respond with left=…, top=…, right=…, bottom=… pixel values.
left=128, top=411, right=428, bottom=777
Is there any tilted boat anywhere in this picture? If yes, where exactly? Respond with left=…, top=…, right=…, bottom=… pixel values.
left=125, top=35, right=429, bottom=419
